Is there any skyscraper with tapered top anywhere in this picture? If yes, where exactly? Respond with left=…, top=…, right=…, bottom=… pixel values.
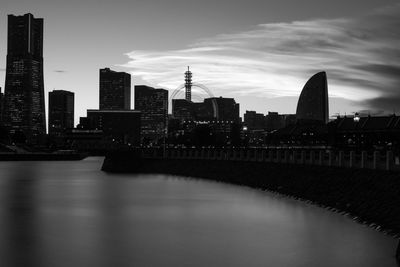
left=4, top=13, right=46, bottom=143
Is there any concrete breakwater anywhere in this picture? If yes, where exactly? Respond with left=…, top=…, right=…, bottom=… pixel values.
left=102, top=151, right=400, bottom=239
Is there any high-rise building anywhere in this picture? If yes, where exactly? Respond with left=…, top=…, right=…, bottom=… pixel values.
left=3, top=13, right=46, bottom=142
left=99, top=68, right=131, bottom=110
left=134, top=85, right=168, bottom=142
left=296, top=71, right=329, bottom=124
left=48, top=90, right=74, bottom=136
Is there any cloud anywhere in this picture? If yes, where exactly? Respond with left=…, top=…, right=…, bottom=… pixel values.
left=123, top=4, right=400, bottom=113
left=54, top=70, right=67, bottom=73
left=0, top=68, right=5, bottom=72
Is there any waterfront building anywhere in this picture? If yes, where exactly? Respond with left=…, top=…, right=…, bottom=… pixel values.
left=64, top=128, right=104, bottom=152
left=330, top=115, right=400, bottom=150
left=3, top=13, right=46, bottom=143
left=168, top=120, right=241, bottom=147
left=85, top=109, right=141, bottom=146
left=134, top=85, right=168, bottom=143
left=48, top=90, right=74, bottom=136
left=99, top=68, right=131, bottom=110
left=296, top=71, right=329, bottom=124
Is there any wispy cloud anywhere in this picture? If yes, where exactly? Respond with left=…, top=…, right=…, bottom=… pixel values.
left=123, top=4, right=400, bottom=112
left=54, top=70, right=67, bottom=73
left=0, top=68, right=5, bottom=72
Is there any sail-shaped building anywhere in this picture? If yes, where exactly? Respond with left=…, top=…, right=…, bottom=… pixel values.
left=296, top=72, right=329, bottom=124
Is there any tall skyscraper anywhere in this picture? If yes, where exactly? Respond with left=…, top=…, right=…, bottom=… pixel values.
left=48, top=90, right=74, bottom=136
left=135, top=85, right=168, bottom=142
left=3, top=13, right=46, bottom=142
left=99, top=68, right=131, bottom=110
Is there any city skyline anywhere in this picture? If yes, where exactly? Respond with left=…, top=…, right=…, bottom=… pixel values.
left=0, top=0, right=399, bottom=125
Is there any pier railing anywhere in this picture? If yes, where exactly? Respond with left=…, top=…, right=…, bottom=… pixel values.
left=138, top=148, right=399, bottom=172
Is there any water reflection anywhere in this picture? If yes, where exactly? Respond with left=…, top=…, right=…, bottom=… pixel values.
left=0, top=162, right=42, bottom=266
left=0, top=158, right=397, bottom=267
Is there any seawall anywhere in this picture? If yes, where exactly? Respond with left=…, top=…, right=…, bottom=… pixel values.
left=0, top=152, right=87, bottom=161
left=102, top=152, right=400, bottom=238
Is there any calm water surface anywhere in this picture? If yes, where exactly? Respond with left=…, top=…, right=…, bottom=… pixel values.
left=0, top=157, right=397, bottom=267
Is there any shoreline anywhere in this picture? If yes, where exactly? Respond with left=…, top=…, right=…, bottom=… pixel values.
left=0, top=152, right=87, bottom=161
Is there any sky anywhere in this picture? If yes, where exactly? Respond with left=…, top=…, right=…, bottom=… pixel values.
left=0, top=0, right=399, bottom=125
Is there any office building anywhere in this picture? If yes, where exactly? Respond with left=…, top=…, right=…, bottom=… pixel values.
left=3, top=13, right=46, bottom=142
left=48, top=90, right=74, bottom=136
left=99, top=68, right=131, bottom=110
left=134, top=85, right=168, bottom=142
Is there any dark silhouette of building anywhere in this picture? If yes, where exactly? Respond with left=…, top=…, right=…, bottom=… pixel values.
left=172, top=99, right=193, bottom=121
left=172, top=96, right=239, bottom=123
left=3, top=13, right=46, bottom=143
left=191, top=101, right=215, bottom=121
left=167, top=120, right=241, bottom=148
left=205, top=97, right=240, bottom=122
left=296, top=71, right=329, bottom=124
left=329, top=114, right=400, bottom=151
left=134, top=85, right=168, bottom=143
left=244, top=110, right=265, bottom=130
left=265, top=112, right=286, bottom=131
left=99, top=68, right=131, bottom=110
left=85, top=110, right=141, bottom=146
left=48, top=90, right=74, bottom=136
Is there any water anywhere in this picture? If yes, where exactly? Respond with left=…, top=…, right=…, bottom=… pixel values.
left=0, top=157, right=397, bottom=267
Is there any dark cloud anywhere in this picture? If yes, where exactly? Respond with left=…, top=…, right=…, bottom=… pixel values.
left=364, top=95, right=400, bottom=114
left=327, top=70, right=383, bottom=90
